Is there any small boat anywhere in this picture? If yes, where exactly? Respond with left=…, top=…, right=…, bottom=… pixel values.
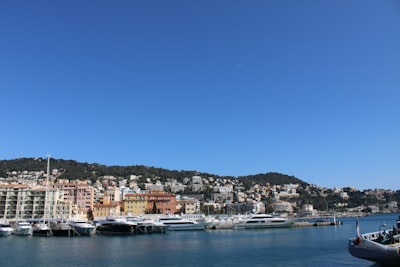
left=50, top=221, right=77, bottom=237
left=0, top=220, right=14, bottom=236
left=313, top=219, right=333, bottom=226
left=69, top=220, right=96, bottom=236
left=158, top=216, right=208, bottom=231
left=348, top=217, right=400, bottom=266
left=13, top=221, right=33, bottom=236
left=234, top=214, right=294, bottom=229
left=32, top=222, right=53, bottom=237
left=95, top=217, right=137, bottom=235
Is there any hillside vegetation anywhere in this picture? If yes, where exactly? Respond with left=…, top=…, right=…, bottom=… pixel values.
left=0, top=158, right=307, bottom=187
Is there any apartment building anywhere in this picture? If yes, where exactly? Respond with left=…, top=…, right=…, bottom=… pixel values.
left=53, top=180, right=94, bottom=214
left=143, top=191, right=177, bottom=215
left=0, top=184, right=63, bottom=220
left=124, top=194, right=147, bottom=215
left=176, top=197, right=200, bottom=214
left=92, top=194, right=121, bottom=218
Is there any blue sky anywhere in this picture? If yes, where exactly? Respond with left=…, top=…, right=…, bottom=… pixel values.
left=1, top=1, right=399, bottom=190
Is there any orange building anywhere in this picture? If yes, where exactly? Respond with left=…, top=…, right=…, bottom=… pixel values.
left=92, top=194, right=121, bottom=218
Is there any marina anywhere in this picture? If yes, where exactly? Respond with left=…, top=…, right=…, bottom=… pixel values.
left=0, top=213, right=346, bottom=238
left=2, top=214, right=394, bottom=267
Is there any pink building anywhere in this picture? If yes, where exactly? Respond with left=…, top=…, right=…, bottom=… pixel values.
left=54, top=180, right=94, bottom=214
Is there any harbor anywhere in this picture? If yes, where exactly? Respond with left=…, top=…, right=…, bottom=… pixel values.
left=1, top=212, right=344, bottom=237
left=1, top=214, right=391, bottom=267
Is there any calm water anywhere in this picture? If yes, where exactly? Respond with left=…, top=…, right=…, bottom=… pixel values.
left=1, top=214, right=397, bottom=267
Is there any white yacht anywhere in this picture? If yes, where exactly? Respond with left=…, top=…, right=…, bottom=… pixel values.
left=69, top=220, right=96, bottom=236
left=158, top=216, right=208, bottom=231
left=0, top=221, right=14, bottom=236
left=13, top=221, right=33, bottom=236
left=234, top=214, right=294, bottom=229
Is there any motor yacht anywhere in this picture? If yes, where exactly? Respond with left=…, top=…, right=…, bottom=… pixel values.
left=13, top=221, right=33, bottom=236
left=69, top=220, right=96, bottom=236
left=0, top=221, right=14, bottom=236
left=234, top=214, right=294, bottom=229
left=158, top=216, right=208, bottom=231
left=32, top=222, right=53, bottom=237
left=95, top=217, right=137, bottom=235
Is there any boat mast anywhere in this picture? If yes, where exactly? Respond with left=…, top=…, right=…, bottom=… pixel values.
left=44, top=155, right=50, bottom=224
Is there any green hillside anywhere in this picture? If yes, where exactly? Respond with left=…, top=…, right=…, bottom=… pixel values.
left=0, top=158, right=308, bottom=188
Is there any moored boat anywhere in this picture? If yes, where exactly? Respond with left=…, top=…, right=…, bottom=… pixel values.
left=13, top=221, right=33, bottom=236
left=126, top=217, right=167, bottom=234
left=95, top=217, right=137, bottom=235
left=0, top=220, right=14, bottom=236
left=348, top=216, right=400, bottom=266
left=50, top=221, right=77, bottom=236
left=32, top=222, right=53, bottom=237
left=234, top=214, right=294, bottom=229
left=69, top=220, right=96, bottom=236
left=158, top=216, right=208, bottom=231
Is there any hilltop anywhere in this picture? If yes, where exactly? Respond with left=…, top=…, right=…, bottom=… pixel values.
left=0, top=157, right=308, bottom=188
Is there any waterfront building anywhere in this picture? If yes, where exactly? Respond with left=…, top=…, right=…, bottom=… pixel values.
left=176, top=197, right=200, bottom=214
left=55, top=201, right=77, bottom=220
left=124, top=194, right=147, bottom=215
left=53, top=180, right=94, bottom=215
left=143, top=191, right=177, bottom=214
left=93, top=195, right=121, bottom=218
left=211, top=192, right=234, bottom=203
left=299, top=204, right=315, bottom=217
left=105, top=186, right=121, bottom=203
left=273, top=200, right=293, bottom=213
left=0, top=184, right=62, bottom=220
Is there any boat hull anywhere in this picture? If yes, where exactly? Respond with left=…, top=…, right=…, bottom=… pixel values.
left=234, top=220, right=294, bottom=229
left=13, top=227, right=33, bottom=236
left=32, top=224, right=53, bottom=237
left=96, top=223, right=136, bottom=235
left=349, top=238, right=400, bottom=267
left=0, top=228, right=13, bottom=236
left=165, top=223, right=208, bottom=231
left=70, top=223, right=96, bottom=236
left=51, top=222, right=78, bottom=237
left=234, top=223, right=293, bottom=229
left=13, top=222, right=33, bottom=236
left=32, top=229, right=53, bottom=237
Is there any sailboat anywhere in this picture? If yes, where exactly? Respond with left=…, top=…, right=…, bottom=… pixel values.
left=32, top=155, right=53, bottom=237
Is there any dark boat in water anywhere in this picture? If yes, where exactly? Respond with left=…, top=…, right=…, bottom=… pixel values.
left=95, top=217, right=137, bottom=235
left=50, top=221, right=78, bottom=237
left=32, top=222, right=53, bottom=237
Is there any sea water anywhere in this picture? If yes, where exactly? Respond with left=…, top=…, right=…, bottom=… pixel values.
left=0, top=214, right=396, bottom=267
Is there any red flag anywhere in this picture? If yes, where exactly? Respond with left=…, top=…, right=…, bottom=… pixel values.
left=355, top=217, right=362, bottom=245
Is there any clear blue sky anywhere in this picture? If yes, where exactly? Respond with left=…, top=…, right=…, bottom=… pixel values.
left=1, top=1, right=399, bottom=190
